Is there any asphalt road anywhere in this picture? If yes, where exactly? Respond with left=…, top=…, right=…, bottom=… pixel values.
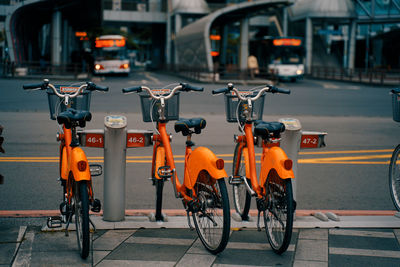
left=0, top=72, right=398, bottom=212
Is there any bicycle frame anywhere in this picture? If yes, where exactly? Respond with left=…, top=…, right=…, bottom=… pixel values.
left=59, top=125, right=93, bottom=202
left=152, top=122, right=227, bottom=202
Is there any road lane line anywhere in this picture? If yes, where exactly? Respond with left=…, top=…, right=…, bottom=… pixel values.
left=0, top=149, right=394, bottom=164
left=300, top=149, right=393, bottom=155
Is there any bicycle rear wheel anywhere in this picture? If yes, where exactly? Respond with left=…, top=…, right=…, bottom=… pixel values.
left=232, top=143, right=251, bottom=220
left=389, top=144, right=400, bottom=211
left=263, top=171, right=294, bottom=254
left=192, top=172, right=230, bottom=254
left=74, top=181, right=90, bottom=259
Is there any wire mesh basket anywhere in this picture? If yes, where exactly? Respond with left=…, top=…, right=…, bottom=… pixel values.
left=46, top=86, right=91, bottom=120
left=139, top=91, right=180, bottom=122
left=224, top=91, right=265, bottom=123
left=392, top=89, right=400, bottom=122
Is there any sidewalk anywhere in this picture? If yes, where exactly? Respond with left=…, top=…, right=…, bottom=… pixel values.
left=2, top=212, right=400, bottom=266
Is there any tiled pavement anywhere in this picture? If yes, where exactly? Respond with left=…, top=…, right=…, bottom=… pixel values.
left=2, top=215, right=400, bottom=266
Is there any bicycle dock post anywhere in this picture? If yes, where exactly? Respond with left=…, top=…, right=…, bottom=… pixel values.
left=278, top=118, right=327, bottom=201
left=78, top=117, right=153, bottom=222
left=103, top=115, right=128, bottom=221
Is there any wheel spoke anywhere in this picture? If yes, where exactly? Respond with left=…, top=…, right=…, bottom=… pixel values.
left=264, top=172, right=293, bottom=254
left=192, top=175, right=230, bottom=254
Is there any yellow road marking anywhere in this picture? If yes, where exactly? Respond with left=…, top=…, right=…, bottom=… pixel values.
left=0, top=149, right=394, bottom=165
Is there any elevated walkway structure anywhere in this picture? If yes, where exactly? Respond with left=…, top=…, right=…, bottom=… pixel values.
left=288, top=0, right=357, bottom=72
left=174, top=0, right=293, bottom=73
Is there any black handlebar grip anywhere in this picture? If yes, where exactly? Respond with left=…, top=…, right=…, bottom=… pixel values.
left=94, top=84, right=109, bottom=92
left=269, top=85, right=291, bottom=94
left=392, top=88, right=400, bottom=94
left=122, top=86, right=142, bottom=93
left=180, top=83, right=204, bottom=92
left=212, top=88, right=229, bottom=95
left=86, top=82, right=109, bottom=92
left=23, top=83, right=44, bottom=90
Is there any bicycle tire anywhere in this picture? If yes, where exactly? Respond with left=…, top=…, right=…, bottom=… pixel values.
left=155, top=179, right=165, bottom=221
left=74, top=181, right=90, bottom=259
left=192, top=173, right=230, bottom=254
left=263, top=171, right=294, bottom=254
left=389, top=144, right=400, bottom=211
left=152, top=146, right=165, bottom=221
left=232, top=143, right=252, bottom=220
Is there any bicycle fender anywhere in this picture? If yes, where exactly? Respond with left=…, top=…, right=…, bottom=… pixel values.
left=186, top=146, right=227, bottom=189
left=259, top=147, right=294, bottom=186
left=61, top=146, right=68, bottom=180
left=70, top=147, right=91, bottom=181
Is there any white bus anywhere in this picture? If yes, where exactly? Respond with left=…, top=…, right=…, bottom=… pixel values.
left=93, top=35, right=130, bottom=75
left=267, top=37, right=304, bottom=82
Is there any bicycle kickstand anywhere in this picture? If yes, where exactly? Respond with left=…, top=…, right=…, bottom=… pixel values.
left=186, top=210, right=194, bottom=230
left=64, top=212, right=73, bottom=237
left=89, top=218, right=96, bottom=232
left=257, top=211, right=262, bottom=232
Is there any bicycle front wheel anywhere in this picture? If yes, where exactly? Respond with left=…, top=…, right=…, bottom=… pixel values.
left=192, top=173, right=230, bottom=254
left=264, top=171, right=294, bottom=254
left=74, top=181, right=90, bottom=259
left=232, top=143, right=251, bottom=220
left=389, top=144, right=400, bottom=211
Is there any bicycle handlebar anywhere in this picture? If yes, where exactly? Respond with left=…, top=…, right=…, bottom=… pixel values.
left=212, top=82, right=290, bottom=101
left=122, top=83, right=203, bottom=99
left=23, top=79, right=108, bottom=99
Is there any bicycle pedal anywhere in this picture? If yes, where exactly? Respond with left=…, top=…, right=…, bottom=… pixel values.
left=229, top=175, right=244, bottom=185
left=91, top=199, right=101, bottom=212
left=47, top=216, right=63, bottom=228
left=157, top=166, right=173, bottom=179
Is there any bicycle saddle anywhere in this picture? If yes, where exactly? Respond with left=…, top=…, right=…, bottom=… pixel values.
left=174, top=118, right=206, bottom=136
left=254, top=120, right=285, bottom=139
left=57, top=108, right=92, bottom=129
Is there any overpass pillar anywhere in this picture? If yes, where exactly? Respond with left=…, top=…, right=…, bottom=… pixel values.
left=348, top=20, right=356, bottom=71
left=51, top=10, right=62, bottom=66
left=239, top=18, right=249, bottom=71
left=305, top=17, right=313, bottom=74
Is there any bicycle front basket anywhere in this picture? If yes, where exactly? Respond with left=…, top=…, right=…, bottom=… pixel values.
left=392, top=89, right=400, bottom=122
left=224, top=92, right=265, bottom=123
left=46, top=85, right=91, bottom=120
left=139, top=91, right=180, bottom=122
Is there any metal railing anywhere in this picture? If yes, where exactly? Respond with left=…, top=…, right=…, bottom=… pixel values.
left=310, top=66, right=400, bottom=86
left=169, top=64, right=277, bottom=83
left=1, top=61, right=91, bottom=78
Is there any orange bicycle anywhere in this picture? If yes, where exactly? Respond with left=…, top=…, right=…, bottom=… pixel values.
left=123, top=83, right=231, bottom=254
left=213, top=83, right=294, bottom=254
left=23, top=79, right=108, bottom=258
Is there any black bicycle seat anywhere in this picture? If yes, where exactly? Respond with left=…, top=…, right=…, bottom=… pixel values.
left=254, top=121, right=285, bottom=139
left=174, top=118, right=206, bottom=136
left=57, top=108, right=92, bottom=129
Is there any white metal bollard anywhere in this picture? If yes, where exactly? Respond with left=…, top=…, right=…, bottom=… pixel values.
left=279, top=118, right=327, bottom=202
left=103, top=115, right=127, bottom=222
left=278, top=118, right=302, bottom=201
